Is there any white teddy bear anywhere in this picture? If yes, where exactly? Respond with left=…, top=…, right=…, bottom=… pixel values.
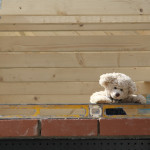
left=90, top=73, right=146, bottom=104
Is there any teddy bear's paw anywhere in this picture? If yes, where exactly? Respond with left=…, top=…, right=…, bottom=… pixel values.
left=90, top=93, right=112, bottom=104
left=136, top=95, right=146, bottom=104
left=96, top=98, right=112, bottom=104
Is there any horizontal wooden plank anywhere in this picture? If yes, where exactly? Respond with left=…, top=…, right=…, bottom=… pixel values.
left=137, top=82, right=150, bottom=96
left=0, top=67, right=150, bottom=82
left=0, top=95, right=90, bottom=104
left=1, top=16, right=150, bottom=24
left=0, top=52, right=150, bottom=67
left=1, top=31, right=148, bottom=36
left=0, top=82, right=100, bottom=95
left=0, top=94, right=147, bottom=104
left=0, top=82, right=148, bottom=95
left=0, top=0, right=149, bottom=15
left=0, top=36, right=150, bottom=52
left=1, top=24, right=150, bottom=31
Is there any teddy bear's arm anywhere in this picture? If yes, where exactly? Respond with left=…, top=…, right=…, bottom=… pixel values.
left=124, top=95, right=146, bottom=104
left=90, top=91, right=112, bottom=104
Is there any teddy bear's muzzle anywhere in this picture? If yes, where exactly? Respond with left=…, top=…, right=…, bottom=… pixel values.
left=115, top=93, right=120, bottom=97
left=109, top=96, right=122, bottom=103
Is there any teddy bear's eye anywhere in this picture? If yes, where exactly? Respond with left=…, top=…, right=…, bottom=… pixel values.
left=114, top=87, right=117, bottom=89
left=120, top=89, right=123, bottom=91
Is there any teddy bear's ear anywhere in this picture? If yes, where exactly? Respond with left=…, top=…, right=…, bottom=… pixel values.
left=128, top=81, right=137, bottom=95
left=99, top=73, right=115, bottom=88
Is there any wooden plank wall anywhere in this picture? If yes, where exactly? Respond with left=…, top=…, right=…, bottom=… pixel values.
left=0, top=0, right=150, bottom=104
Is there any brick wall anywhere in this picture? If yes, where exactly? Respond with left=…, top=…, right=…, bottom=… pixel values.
left=0, top=118, right=150, bottom=137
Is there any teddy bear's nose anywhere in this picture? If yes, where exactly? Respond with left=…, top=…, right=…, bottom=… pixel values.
left=116, top=93, right=120, bottom=97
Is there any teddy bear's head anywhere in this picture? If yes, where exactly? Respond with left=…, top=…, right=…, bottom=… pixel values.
left=99, top=73, right=137, bottom=101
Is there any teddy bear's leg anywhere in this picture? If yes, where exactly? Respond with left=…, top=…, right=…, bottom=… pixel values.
left=90, top=91, right=112, bottom=104
left=126, top=95, right=146, bottom=104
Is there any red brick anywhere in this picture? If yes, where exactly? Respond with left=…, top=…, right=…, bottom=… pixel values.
left=100, top=118, right=150, bottom=136
left=0, top=119, right=38, bottom=137
left=41, top=119, right=98, bottom=136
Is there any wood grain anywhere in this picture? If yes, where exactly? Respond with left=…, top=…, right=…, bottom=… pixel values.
left=0, top=52, right=150, bottom=68
left=0, top=67, right=150, bottom=82
left=1, top=24, right=150, bottom=31
left=0, top=95, right=91, bottom=104
left=0, top=82, right=148, bottom=95
left=0, top=36, right=149, bottom=52
left=1, top=16, right=150, bottom=23
left=0, top=0, right=149, bottom=15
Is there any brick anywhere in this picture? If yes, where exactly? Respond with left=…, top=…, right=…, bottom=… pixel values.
left=100, top=118, right=150, bottom=136
left=41, top=119, right=98, bottom=136
left=0, top=119, right=38, bottom=137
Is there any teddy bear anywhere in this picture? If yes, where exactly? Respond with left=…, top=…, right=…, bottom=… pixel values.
left=90, top=73, right=146, bottom=104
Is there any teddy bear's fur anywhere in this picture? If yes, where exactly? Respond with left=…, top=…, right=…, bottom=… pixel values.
left=90, top=73, right=146, bottom=104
